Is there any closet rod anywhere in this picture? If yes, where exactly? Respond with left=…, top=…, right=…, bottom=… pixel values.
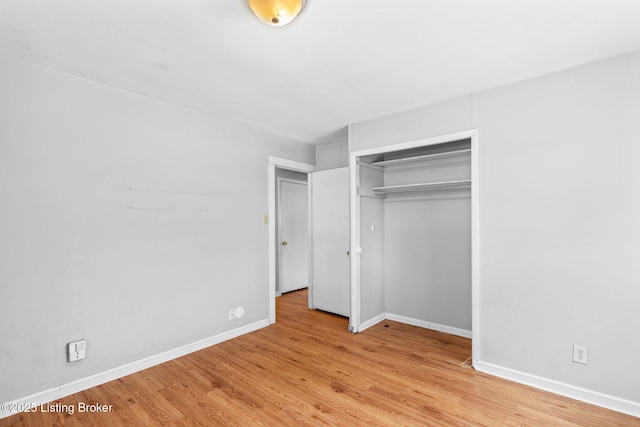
left=372, top=179, right=471, bottom=194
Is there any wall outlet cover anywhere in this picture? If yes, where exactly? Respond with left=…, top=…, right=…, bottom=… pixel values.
left=572, top=344, right=589, bottom=365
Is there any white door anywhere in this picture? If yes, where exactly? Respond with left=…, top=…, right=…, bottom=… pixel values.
left=279, top=179, right=309, bottom=293
left=312, top=167, right=350, bottom=316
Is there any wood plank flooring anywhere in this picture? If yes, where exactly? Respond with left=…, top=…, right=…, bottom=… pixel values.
left=2, top=289, right=638, bottom=426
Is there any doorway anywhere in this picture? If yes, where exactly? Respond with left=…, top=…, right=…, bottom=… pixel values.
left=267, top=157, right=315, bottom=324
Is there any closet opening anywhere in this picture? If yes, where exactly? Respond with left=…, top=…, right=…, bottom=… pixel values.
left=349, top=130, right=480, bottom=366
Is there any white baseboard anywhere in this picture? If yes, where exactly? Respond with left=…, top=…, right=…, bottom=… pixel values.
left=6, top=318, right=636, bottom=420
left=0, top=319, right=269, bottom=420
left=474, top=361, right=640, bottom=419
left=358, top=313, right=386, bottom=332
left=385, top=313, right=472, bottom=339
left=383, top=316, right=640, bottom=417
left=357, top=313, right=472, bottom=340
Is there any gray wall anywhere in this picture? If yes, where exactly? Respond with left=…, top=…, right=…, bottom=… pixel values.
left=383, top=152, right=471, bottom=330
left=384, top=196, right=471, bottom=330
left=358, top=166, right=385, bottom=322
left=350, top=50, right=640, bottom=405
left=0, top=56, right=315, bottom=403
left=315, top=138, right=348, bottom=171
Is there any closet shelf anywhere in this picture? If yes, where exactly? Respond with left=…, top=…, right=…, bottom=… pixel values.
left=371, top=148, right=471, bottom=167
left=372, top=179, right=471, bottom=194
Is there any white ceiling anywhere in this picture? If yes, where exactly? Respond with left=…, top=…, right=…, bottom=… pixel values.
left=2, top=0, right=640, bottom=144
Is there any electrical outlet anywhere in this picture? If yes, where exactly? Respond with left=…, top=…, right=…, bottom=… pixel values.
left=228, top=309, right=235, bottom=320
left=572, top=344, right=589, bottom=365
left=235, top=306, right=245, bottom=319
left=68, top=339, right=86, bottom=362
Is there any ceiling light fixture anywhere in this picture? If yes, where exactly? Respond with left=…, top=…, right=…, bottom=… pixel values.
left=248, top=0, right=306, bottom=26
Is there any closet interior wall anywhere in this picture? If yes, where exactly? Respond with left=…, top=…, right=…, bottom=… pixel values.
left=358, top=139, right=472, bottom=336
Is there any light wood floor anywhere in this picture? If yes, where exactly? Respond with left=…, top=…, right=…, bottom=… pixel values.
left=2, top=289, right=638, bottom=426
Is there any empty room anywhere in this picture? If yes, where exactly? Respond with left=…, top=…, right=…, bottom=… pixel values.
left=1, top=1, right=640, bottom=425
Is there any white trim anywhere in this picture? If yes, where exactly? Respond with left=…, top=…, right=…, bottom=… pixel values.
left=356, top=312, right=472, bottom=339
left=385, top=313, right=472, bottom=339
left=358, top=313, right=386, bottom=332
left=350, top=130, right=477, bottom=158
left=470, top=131, right=480, bottom=365
left=348, top=151, right=360, bottom=333
left=356, top=312, right=471, bottom=339
left=307, top=173, right=314, bottom=309
left=268, top=163, right=277, bottom=323
left=267, top=157, right=315, bottom=324
left=267, top=156, right=316, bottom=173
left=474, top=361, right=640, bottom=419
left=0, top=320, right=269, bottom=420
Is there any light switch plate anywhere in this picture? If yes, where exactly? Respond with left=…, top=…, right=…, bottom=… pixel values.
left=68, top=339, right=86, bottom=362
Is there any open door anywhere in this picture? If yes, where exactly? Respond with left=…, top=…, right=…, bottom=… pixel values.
left=311, top=167, right=350, bottom=316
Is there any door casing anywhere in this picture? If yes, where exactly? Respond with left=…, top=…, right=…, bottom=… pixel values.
left=267, top=157, right=315, bottom=324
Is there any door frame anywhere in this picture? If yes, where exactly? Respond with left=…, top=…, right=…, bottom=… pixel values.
left=349, top=129, right=480, bottom=366
left=268, top=156, right=315, bottom=324
left=277, top=177, right=309, bottom=295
